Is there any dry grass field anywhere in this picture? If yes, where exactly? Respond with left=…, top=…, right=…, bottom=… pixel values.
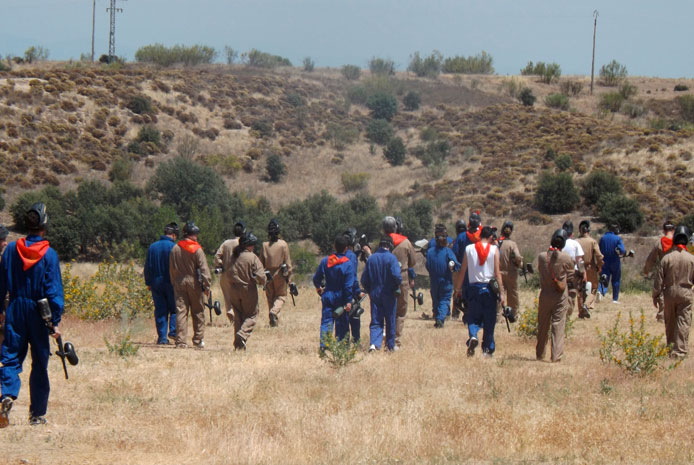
left=3, top=266, right=694, bottom=464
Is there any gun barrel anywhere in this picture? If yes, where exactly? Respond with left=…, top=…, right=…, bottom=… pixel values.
left=56, top=336, right=69, bottom=380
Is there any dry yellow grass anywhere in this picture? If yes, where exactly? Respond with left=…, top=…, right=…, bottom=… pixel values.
left=3, top=275, right=694, bottom=464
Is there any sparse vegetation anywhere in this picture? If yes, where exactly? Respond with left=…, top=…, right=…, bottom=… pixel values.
left=403, top=91, right=421, bottom=111
left=368, top=57, right=396, bottom=76
left=302, top=57, right=315, bottom=72
left=365, top=119, right=394, bottom=145
left=520, top=61, right=561, bottom=84
left=135, top=43, right=216, bottom=66
left=341, top=64, right=361, bottom=80
left=599, top=59, right=628, bottom=86
left=224, top=46, right=238, bottom=65
left=442, top=51, right=494, bottom=74
left=407, top=51, right=443, bottom=78
left=559, top=79, right=584, bottom=96
left=545, top=93, right=569, bottom=110
left=341, top=172, right=370, bottom=192
left=677, top=95, right=694, bottom=122
left=23, top=46, right=49, bottom=63
left=244, top=49, right=292, bottom=68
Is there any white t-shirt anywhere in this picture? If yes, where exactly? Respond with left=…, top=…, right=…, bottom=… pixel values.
left=465, top=243, right=497, bottom=284
left=563, top=238, right=584, bottom=270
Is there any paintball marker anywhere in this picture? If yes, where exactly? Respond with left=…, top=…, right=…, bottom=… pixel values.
left=519, top=263, right=534, bottom=284
left=618, top=248, right=635, bottom=260
left=37, top=298, right=78, bottom=380
left=204, top=293, right=222, bottom=322
left=214, top=267, right=223, bottom=274
left=348, top=294, right=367, bottom=319
left=488, top=278, right=514, bottom=333
left=599, top=273, right=609, bottom=288
left=501, top=306, right=514, bottom=333
left=410, top=282, right=424, bottom=313
left=355, top=234, right=369, bottom=263
left=262, top=270, right=272, bottom=291
left=281, top=263, right=298, bottom=307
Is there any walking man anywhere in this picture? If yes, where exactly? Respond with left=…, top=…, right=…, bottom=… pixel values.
left=498, top=221, right=522, bottom=320
left=599, top=223, right=626, bottom=303
left=344, top=228, right=364, bottom=344
left=260, top=219, right=293, bottom=328
left=144, top=222, right=179, bottom=345
left=389, top=218, right=417, bottom=348
left=575, top=220, right=603, bottom=318
left=215, top=221, right=246, bottom=324
left=561, top=221, right=586, bottom=315
left=426, top=224, right=460, bottom=328
left=644, top=220, right=676, bottom=322
left=0, top=224, right=9, bottom=348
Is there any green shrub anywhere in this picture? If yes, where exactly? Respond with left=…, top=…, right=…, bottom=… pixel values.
left=366, top=92, right=398, bottom=121
left=597, top=193, right=643, bottom=233
left=285, top=92, right=305, bottom=107
left=365, top=118, right=394, bottom=145
left=24, top=46, right=49, bottom=63
left=619, top=81, right=638, bottom=99
left=442, top=51, right=494, bottom=74
left=265, top=154, right=286, bottom=183
left=302, top=57, right=315, bottom=72
left=224, top=46, right=238, bottom=64
left=346, top=85, right=369, bottom=105
left=126, top=95, right=152, bottom=115
left=369, top=57, right=395, bottom=76
left=559, top=79, right=584, bottom=96
left=541, top=63, right=561, bottom=84
left=244, top=48, right=292, bottom=68
left=518, top=88, right=536, bottom=107
left=403, top=91, right=421, bottom=111
left=516, top=299, right=573, bottom=339
left=411, top=140, right=451, bottom=166
left=341, top=65, right=361, bottom=80
left=520, top=61, right=544, bottom=76
left=599, top=60, right=628, bottom=86
left=599, top=92, right=625, bottom=112
left=320, top=332, right=359, bottom=368
left=135, top=43, right=216, bottom=66
left=288, top=243, right=318, bottom=276
left=251, top=119, right=273, bottom=138
left=407, top=51, right=443, bottom=78
left=419, top=127, right=438, bottom=142
left=341, top=172, right=370, bottom=192
left=0, top=194, right=4, bottom=211
left=137, top=125, right=161, bottom=145
left=554, top=153, right=572, bottom=171
left=535, top=171, right=579, bottom=214
left=545, top=93, right=569, bottom=110
left=202, top=153, right=243, bottom=177
left=0, top=62, right=11, bottom=72
left=383, top=137, right=406, bottom=166
left=108, top=157, right=133, bottom=182
left=105, top=331, right=139, bottom=358
left=674, top=84, right=689, bottom=92
left=620, top=101, right=646, bottom=119
left=677, top=95, right=694, bottom=122
left=499, top=77, right=523, bottom=98
left=325, top=123, right=359, bottom=150
left=581, top=170, right=622, bottom=206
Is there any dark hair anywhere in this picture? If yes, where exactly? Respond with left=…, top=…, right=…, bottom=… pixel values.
left=562, top=220, right=574, bottom=236
left=334, top=235, right=348, bottom=254
left=434, top=223, right=447, bottom=237
left=379, top=235, right=394, bottom=251
left=480, top=226, right=493, bottom=239
left=232, top=244, right=244, bottom=259
left=663, top=220, right=675, bottom=232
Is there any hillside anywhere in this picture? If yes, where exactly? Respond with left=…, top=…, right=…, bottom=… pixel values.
left=1, top=63, right=693, bottom=231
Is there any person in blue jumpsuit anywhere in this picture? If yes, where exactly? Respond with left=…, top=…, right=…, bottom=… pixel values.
left=360, top=236, right=402, bottom=352
left=599, top=223, right=626, bottom=303
left=313, top=235, right=354, bottom=350
left=426, top=225, right=461, bottom=328
left=144, top=222, right=179, bottom=345
left=343, top=228, right=364, bottom=344
left=0, top=203, right=64, bottom=427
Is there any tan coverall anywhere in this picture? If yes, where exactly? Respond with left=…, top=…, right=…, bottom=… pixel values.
left=653, top=248, right=694, bottom=357
left=536, top=250, right=574, bottom=362
left=644, top=238, right=672, bottom=321
left=499, top=238, right=522, bottom=318
left=228, top=250, right=266, bottom=345
left=391, top=235, right=417, bottom=347
left=214, top=238, right=240, bottom=323
left=260, top=239, right=292, bottom=320
left=169, top=242, right=211, bottom=347
left=576, top=234, right=604, bottom=314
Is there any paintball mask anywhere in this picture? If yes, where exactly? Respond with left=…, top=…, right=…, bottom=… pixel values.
left=183, top=221, right=200, bottom=236
left=26, top=202, right=49, bottom=230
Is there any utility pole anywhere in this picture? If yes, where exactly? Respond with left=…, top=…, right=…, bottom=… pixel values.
left=91, top=0, right=96, bottom=62
left=107, top=0, right=125, bottom=62
left=590, top=10, right=598, bottom=95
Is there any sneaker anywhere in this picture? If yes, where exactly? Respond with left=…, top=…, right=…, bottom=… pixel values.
left=234, top=337, right=247, bottom=351
left=482, top=349, right=493, bottom=359
left=29, top=416, right=47, bottom=426
left=467, top=337, right=478, bottom=357
left=434, top=320, right=444, bottom=328
left=368, top=344, right=377, bottom=353
left=392, top=345, right=400, bottom=352
left=193, top=340, right=205, bottom=349
left=612, top=300, right=621, bottom=305
left=269, top=314, right=278, bottom=327
left=0, top=397, right=13, bottom=428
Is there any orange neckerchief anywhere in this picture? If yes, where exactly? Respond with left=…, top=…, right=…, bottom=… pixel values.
left=677, top=244, right=687, bottom=251
left=390, top=233, right=407, bottom=247
left=475, top=241, right=492, bottom=265
left=327, top=254, right=350, bottom=268
left=178, top=239, right=202, bottom=254
left=16, top=238, right=50, bottom=271
left=661, top=236, right=673, bottom=253
left=467, top=227, right=482, bottom=244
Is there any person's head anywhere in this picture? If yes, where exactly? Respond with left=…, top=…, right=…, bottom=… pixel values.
left=455, top=219, right=467, bottom=235
left=579, top=220, right=590, bottom=235
left=435, top=224, right=447, bottom=247
left=234, top=231, right=257, bottom=257
left=182, top=221, right=200, bottom=239
left=25, top=203, right=48, bottom=236
left=334, top=234, right=348, bottom=254
left=609, top=222, right=620, bottom=234
left=394, top=216, right=405, bottom=235
left=382, top=216, right=397, bottom=234
left=469, top=211, right=481, bottom=231
left=0, top=224, right=8, bottom=250
left=674, top=225, right=690, bottom=246
left=501, top=220, right=513, bottom=238
left=480, top=226, right=494, bottom=242
left=233, top=221, right=246, bottom=238
left=379, top=235, right=394, bottom=251
left=551, top=228, right=568, bottom=250
left=663, top=219, right=675, bottom=237
left=343, top=227, right=357, bottom=247
left=164, top=222, right=179, bottom=239
left=268, top=218, right=280, bottom=241
left=562, top=220, right=574, bottom=238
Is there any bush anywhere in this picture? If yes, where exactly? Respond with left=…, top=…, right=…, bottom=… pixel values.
left=224, top=46, right=238, bottom=64
left=598, top=92, right=625, bottom=112
left=520, top=61, right=544, bottom=76
left=366, top=92, right=398, bottom=121
left=244, top=49, right=292, bottom=68
left=137, top=125, right=161, bottom=145
left=521, top=61, right=561, bottom=84
left=346, top=85, right=368, bottom=105
left=108, top=157, right=133, bottom=182
left=619, top=81, right=638, bottom=99
left=411, top=140, right=451, bottom=166
left=620, top=101, right=646, bottom=119
left=599, top=60, right=628, bottom=86
left=597, top=193, right=643, bottom=233
left=126, top=95, right=152, bottom=115
left=266, top=154, right=286, bottom=183
left=369, top=57, right=395, bottom=76
left=581, top=170, right=622, bottom=206
left=516, top=298, right=573, bottom=339
left=341, top=172, right=370, bottom=192
left=535, top=171, right=579, bottom=214
left=407, top=51, right=442, bottom=78
left=341, top=65, right=361, bottom=80
left=365, top=119, right=393, bottom=145
left=24, top=46, right=49, bottom=63
left=442, top=51, right=494, bottom=74
left=302, top=57, right=315, bottom=72
left=677, top=95, right=694, bottom=122
left=559, top=79, right=584, bottom=96
left=674, top=84, right=689, bottom=92
left=518, top=88, right=536, bottom=107
left=554, top=153, right=572, bottom=171
left=319, top=332, right=359, bottom=368
left=202, top=153, right=243, bottom=177
left=135, top=43, right=216, bottom=66
left=289, top=243, right=318, bottom=276
left=325, top=123, right=359, bottom=150
left=598, top=310, right=678, bottom=375
left=403, top=91, right=421, bottom=111
left=545, top=93, right=569, bottom=110
left=383, top=137, right=406, bottom=166
left=251, top=119, right=273, bottom=138
left=105, top=331, right=139, bottom=358
left=499, top=77, right=523, bottom=98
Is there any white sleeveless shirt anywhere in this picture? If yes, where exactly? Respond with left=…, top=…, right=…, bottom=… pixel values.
left=465, top=243, right=497, bottom=284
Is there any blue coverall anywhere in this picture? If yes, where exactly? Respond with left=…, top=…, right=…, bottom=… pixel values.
left=428, top=236, right=453, bottom=250
left=144, top=235, right=177, bottom=344
left=345, top=249, right=362, bottom=342
left=313, top=253, right=354, bottom=349
left=426, top=244, right=460, bottom=323
left=452, top=232, right=471, bottom=304
left=598, top=231, right=625, bottom=301
left=360, top=248, right=402, bottom=351
left=0, top=235, right=64, bottom=418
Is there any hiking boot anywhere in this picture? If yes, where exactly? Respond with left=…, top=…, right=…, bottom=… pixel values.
left=466, top=337, right=478, bottom=357
left=29, top=416, right=47, bottom=426
left=368, top=344, right=377, bottom=353
left=0, top=397, right=13, bottom=428
left=193, top=340, right=205, bottom=349
left=434, top=320, right=444, bottom=328
left=234, top=337, right=247, bottom=351
left=482, top=349, right=493, bottom=359
left=269, top=313, right=278, bottom=327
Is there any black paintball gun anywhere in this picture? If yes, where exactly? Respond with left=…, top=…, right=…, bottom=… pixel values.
left=355, top=234, right=369, bottom=263
left=511, top=250, right=534, bottom=284
left=280, top=263, right=298, bottom=307
left=410, top=285, right=424, bottom=313
left=197, top=269, right=221, bottom=322
left=37, top=298, right=78, bottom=380
left=348, top=294, right=367, bottom=319
left=617, top=247, right=635, bottom=260
left=262, top=270, right=272, bottom=291
left=488, top=278, right=514, bottom=333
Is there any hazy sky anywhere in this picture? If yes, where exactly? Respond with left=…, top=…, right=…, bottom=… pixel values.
left=2, top=0, right=692, bottom=77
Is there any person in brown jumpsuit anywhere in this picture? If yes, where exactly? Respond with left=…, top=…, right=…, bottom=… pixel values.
left=169, top=221, right=211, bottom=349
left=386, top=217, right=417, bottom=348
left=498, top=221, right=522, bottom=320
left=653, top=225, right=694, bottom=359
left=536, top=229, right=575, bottom=362
left=575, top=220, right=604, bottom=319
left=214, top=221, right=246, bottom=324
left=228, top=232, right=266, bottom=350
left=0, top=225, right=9, bottom=348
left=260, top=219, right=292, bottom=328
left=644, top=220, right=675, bottom=323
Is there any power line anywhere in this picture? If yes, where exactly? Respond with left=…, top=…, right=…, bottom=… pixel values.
left=107, top=0, right=125, bottom=62
left=590, top=10, right=598, bottom=95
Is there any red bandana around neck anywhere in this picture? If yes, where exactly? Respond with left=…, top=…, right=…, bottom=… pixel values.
left=327, top=254, right=350, bottom=268
left=178, top=239, right=201, bottom=254
left=390, top=233, right=407, bottom=247
left=16, top=238, right=50, bottom=271
left=467, top=227, right=482, bottom=244
left=475, top=241, right=492, bottom=265
left=676, top=244, right=688, bottom=251
left=661, top=236, right=673, bottom=253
